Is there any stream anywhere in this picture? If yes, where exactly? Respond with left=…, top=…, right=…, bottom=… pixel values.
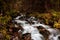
left=13, top=15, right=60, bottom=40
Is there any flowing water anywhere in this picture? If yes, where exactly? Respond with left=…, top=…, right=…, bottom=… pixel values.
left=14, top=15, right=60, bottom=40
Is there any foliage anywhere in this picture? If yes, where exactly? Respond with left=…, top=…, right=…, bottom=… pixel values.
left=29, top=10, right=60, bottom=28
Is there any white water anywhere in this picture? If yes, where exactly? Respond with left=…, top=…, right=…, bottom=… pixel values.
left=15, top=20, right=44, bottom=40
left=14, top=16, right=60, bottom=40
left=14, top=16, right=45, bottom=40
left=47, top=28, right=60, bottom=40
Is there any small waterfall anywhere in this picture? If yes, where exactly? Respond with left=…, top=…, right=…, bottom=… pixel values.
left=14, top=16, right=45, bottom=40
left=13, top=15, right=60, bottom=40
